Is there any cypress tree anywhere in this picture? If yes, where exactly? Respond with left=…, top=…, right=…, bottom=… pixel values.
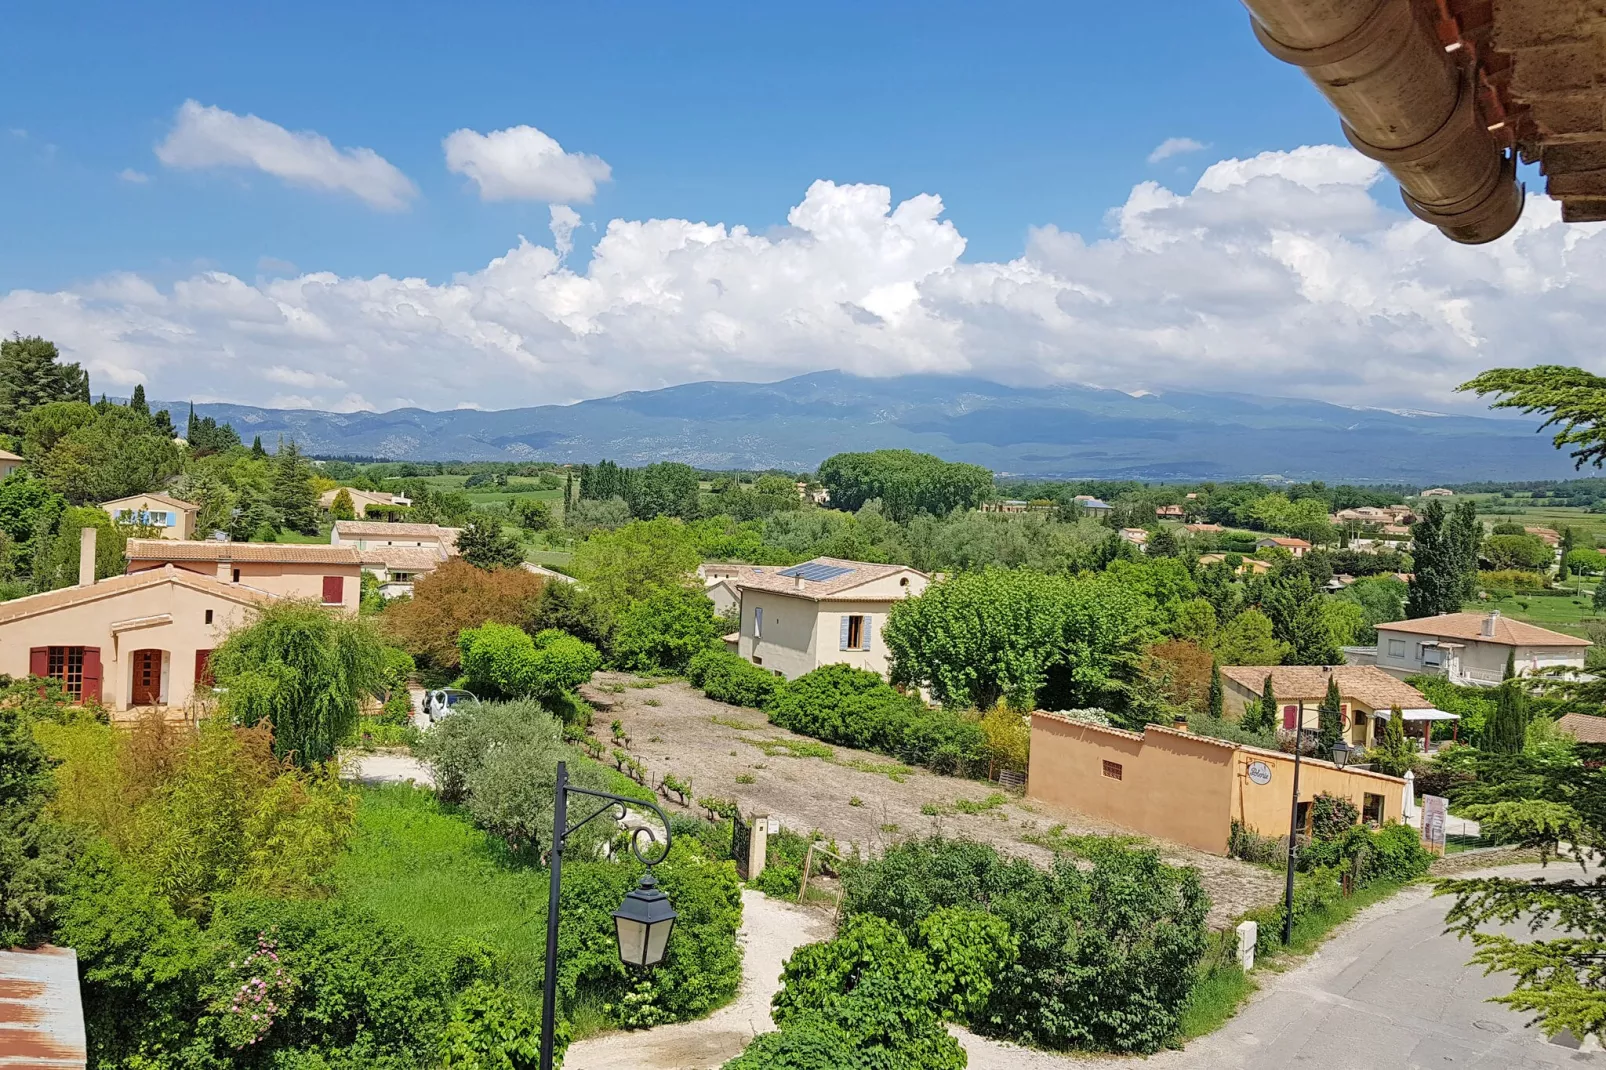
left=251, top=435, right=266, bottom=458
left=186, top=402, right=198, bottom=442
left=1594, top=577, right=1606, bottom=613
left=1207, top=660, right=1224, bottom=720
left=129, top=383, right=148, bottom=415
left=1504, top=648, right=1517, bottom=681
left=1487, top=679, right=1529, bottom=754
left=1317, top=675, right=1344, bottom=751
left=1245, top=672, right=1277, bottom=734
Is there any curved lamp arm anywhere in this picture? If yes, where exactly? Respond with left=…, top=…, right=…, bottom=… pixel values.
left=562, top=783, right=673, bottom=867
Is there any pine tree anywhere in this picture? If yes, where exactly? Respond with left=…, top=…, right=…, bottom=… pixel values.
left=1316, top=675, right=1344, bottom=752
left=153, top=409, right=175, bottom=437
left=269, top=439, right=318, bottom=535
left=251, top=435, right=266, bottom=459
left=0, top=334, right=90, bottom=434
left=1207, top=660, right=1224, bottom=720
left=129, top=383, right=148, bottom=415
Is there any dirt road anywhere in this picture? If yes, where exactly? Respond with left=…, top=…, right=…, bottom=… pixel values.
left=583, top=674, right=1282, bottom=927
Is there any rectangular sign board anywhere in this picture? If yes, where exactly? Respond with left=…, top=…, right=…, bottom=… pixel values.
left=1421, top=794, right=1448, bottom=854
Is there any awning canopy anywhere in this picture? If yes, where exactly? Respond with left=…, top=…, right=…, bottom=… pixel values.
left=1397, top=708, right=1460, bottom=722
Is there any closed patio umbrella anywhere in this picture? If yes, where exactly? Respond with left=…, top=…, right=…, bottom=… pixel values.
left=1402, top=768, right=1418, bottom=822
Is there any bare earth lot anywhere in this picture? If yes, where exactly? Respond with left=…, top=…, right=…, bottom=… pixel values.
left=581, top=673, right=1282, bottom=927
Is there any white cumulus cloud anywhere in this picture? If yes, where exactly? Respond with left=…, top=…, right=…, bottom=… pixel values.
left=1148, top=137, right=1206, bottom=164
left=4, top=145, right=1606, bottom=415
left=443, top=124, right=611, bottom=203
left=155, top=100, right=416, bottom=210
left=118, top=168, right=151, bottom=184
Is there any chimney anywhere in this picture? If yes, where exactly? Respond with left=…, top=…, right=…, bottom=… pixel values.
left=1482, top=610, right=1500, bottom=638
left=78, top=527, right=97, bottom=587
left=794, top=574, right=806, bottom=591
left=217, top=557, right=232, bottom=582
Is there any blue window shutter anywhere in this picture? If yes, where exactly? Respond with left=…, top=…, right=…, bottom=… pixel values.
left=164, top=512, right=175, bottom=527
left=839, top=616, right=850, bottom=650
left=863, top=616, right=872, bottom=651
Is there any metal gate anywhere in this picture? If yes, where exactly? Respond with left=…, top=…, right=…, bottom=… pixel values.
left=731, top=811, right=751, bottom=879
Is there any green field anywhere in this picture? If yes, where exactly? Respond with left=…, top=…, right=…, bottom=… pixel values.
left=405, top=473, right=566, bottom=508
left=1431, top=492, right=1606, bottom=547
left=1473, top=590, right=1601, bottom=637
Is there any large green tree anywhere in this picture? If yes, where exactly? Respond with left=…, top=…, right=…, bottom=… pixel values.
left=817, top=450, right=993, bottom=522
left=1406, top=500, right=1471, bottom=619
left=628, top=461, right=701, bottom=520
left=26, top=404, right=184, bottom=504
left=1260, top=573, right=1339, bottom=665
left=209, top=601, right=389, bottom=766
left=268, top=439, right=318, bottom=535
left=456, top=517, right=524, bottom=569
left=569, top=518, right=700, bottom=613
left=0, top=335, right=90, bottom=435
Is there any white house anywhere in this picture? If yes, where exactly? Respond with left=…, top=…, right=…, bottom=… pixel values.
left=331, top=520, right=461, bottom=599
left=1374, top=610, right=1589, bottom=686
left=735, top=557, right=928, bottom=680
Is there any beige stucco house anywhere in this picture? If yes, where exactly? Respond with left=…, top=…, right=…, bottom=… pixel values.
left=735, top=557, right=928, bottom=680
left=0, top=529, right=270, bottom=718
left=101, top=492, right=199, bottom=540
left=1374, top=611, right=1589, bottom=686
left=1220, top=664, right=1435, bottom=748
left=319, top=488, right=410, bottom=517
left=331, top=520, right=461, bottom=599
left=0, top=448, right=22, bottom=480
left=125, top=538, right=362, bottom=613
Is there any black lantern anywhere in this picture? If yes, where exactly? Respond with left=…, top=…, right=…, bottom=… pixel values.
left=613, top=874, right=678, bottom=967
left=1330, top=741, right=1354, bottom=769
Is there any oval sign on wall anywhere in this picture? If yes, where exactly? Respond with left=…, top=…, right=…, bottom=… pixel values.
left=1247, top=760, right=1272, bottom=786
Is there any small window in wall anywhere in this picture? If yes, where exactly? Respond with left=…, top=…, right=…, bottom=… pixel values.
left=1421, top=644, right=1442, bottom=667
left=322, top=576, right=344, bottom=605
left=1101, top=760, right=1123, bottom=781
left=46, top=646, right=86, bottom=699
left=204, top=609, right=213, bottom=624
left=232, top=568, right=241, bottom=583
left=1387, top=639, right=1406, bottom=658
left=753, top=606, right=763, bottom=639
left=1362, top=793, right=1385, bottom=826
left=840, top=615, right=871, bottom=651
left=753, top=655, right=763, bottom=666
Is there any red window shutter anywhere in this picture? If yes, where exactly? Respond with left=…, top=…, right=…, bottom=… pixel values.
left=322, top=576, right=344, bottom=604
left=29, top=647, right=48, bottom=678
left=195, top=649, right=213, bottom=687
left=1282, top=704, right=1298, bottom=730
left=81, top=647, right=103, bottom=703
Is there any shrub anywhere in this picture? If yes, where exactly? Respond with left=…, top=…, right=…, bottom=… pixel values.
left=1228, top=820, right=1281, bottom=865
left=687, top=647, right=778, bottom=708
left=771, top=914, right=966, bottom=1070
left=841, top=837, right=1209, bottom=1053
left=436, top=981, right=541, bottom=1069
left=767, top=665, right=985, bottom=774
left=916, top=906, right=1018, bottom=1022
left=722, top=1016, right=871, bottom=1069
left=381, top=558, right=546, bottom=671
left=458, top=623, right=602, bottom=704
left=1310, top=792, right=1359, bottom=842
left=0, top=688, right=76, bottom=947
left=611, top=586, right=724, bottom=673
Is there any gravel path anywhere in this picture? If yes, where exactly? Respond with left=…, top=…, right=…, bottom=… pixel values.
left=583, top=674, right=1282, bottom=927
left=564, top=890, right=831, bottom=1070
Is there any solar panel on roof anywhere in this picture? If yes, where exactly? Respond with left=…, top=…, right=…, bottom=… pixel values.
left=778, top=562, right=854, bottom=581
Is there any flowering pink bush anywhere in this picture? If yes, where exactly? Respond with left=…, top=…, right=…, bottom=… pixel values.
left=217, top=932, right=298, bottom=1049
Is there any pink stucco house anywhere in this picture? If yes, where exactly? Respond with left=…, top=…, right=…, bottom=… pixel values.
left=124, top=538, right=363, bottom=612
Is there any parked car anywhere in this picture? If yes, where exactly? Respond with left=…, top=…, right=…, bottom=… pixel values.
left=424, top=688, right=480, bottom=722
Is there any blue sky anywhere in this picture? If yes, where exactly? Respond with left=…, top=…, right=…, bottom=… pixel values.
left=1, top=2, right=1598, bottom=414
left=2, top=1, right=1331, bottom=290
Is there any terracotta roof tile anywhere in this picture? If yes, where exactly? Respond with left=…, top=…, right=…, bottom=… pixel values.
left=333, top=520, right=460, bottom=539
left=1219, top=665, right=1429, bottom=709
left=359, top=546, right=449, bottom=571
left=733, top=557, right=924, bottom=601
left=1374, top=612, right=1590, bottom=647
left=1556, top=713, right=1606, bottom=744
left=125, top=539, right=362, bottom=565
left=101, top=491, right=198, bottom=512
left=0, top=565, right=271, bottom=624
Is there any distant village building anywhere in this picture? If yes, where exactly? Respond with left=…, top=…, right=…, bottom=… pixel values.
left=1184, top=523, right=1224, bottom=534
left=1118, top=528, right=1149, bottom=547
left=1420, top=487, right=1454, bottom=497
left=1154, top=504, right=1184, bottom=519
left=1218, top=665, right=1438, bottom=748
left=101, top=492, right=199, bottom=540
left=1072, top=495, right=1112, bottom=515
left=0, top=448, right=23, bottom=480
left=1255, top=536, right=1310, bottom=557
left=981, top=499, right=1031, bottom=514
left=330, top=520, right=462, bottom=599
left=1198, top=553, right=1271, bottom=575
left=734, top=557, right=927, bottom=680
left=319, top=487, right=411, bottom=517
left=1524, top=526, right=1562, bottom=548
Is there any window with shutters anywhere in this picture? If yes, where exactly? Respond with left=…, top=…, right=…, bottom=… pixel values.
left=1101, top=760, right=1123, bottom=781
left=46, top=646, right=86, bottom=699
left=322, top=575, right=344, bottom=605
left=846, top=615, right=864, bottom=649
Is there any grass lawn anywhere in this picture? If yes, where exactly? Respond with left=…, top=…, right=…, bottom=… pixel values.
left=334, top=783, right=550, bottom=994
left=1471, top=590, right=1601, bottom=637
left=524, top=549, right=574, bottom=567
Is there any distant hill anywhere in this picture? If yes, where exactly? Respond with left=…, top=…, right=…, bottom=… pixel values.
left=169, top=371, right=1576, bottom=483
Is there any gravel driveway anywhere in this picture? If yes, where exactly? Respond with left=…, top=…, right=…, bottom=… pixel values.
left=583, top=674, right=1282, bottom=927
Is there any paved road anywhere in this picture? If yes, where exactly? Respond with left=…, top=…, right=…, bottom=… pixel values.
left=964, top=861, right=1602, bottom=1070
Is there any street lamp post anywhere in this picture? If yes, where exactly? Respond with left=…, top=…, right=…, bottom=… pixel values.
left=1281, top=719, right=1355, bottom=946
left=540, top=761, right=677, bottom=1070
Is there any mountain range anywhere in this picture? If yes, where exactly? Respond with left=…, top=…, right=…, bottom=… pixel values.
left=174, top=372, right=1576, bottom=484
